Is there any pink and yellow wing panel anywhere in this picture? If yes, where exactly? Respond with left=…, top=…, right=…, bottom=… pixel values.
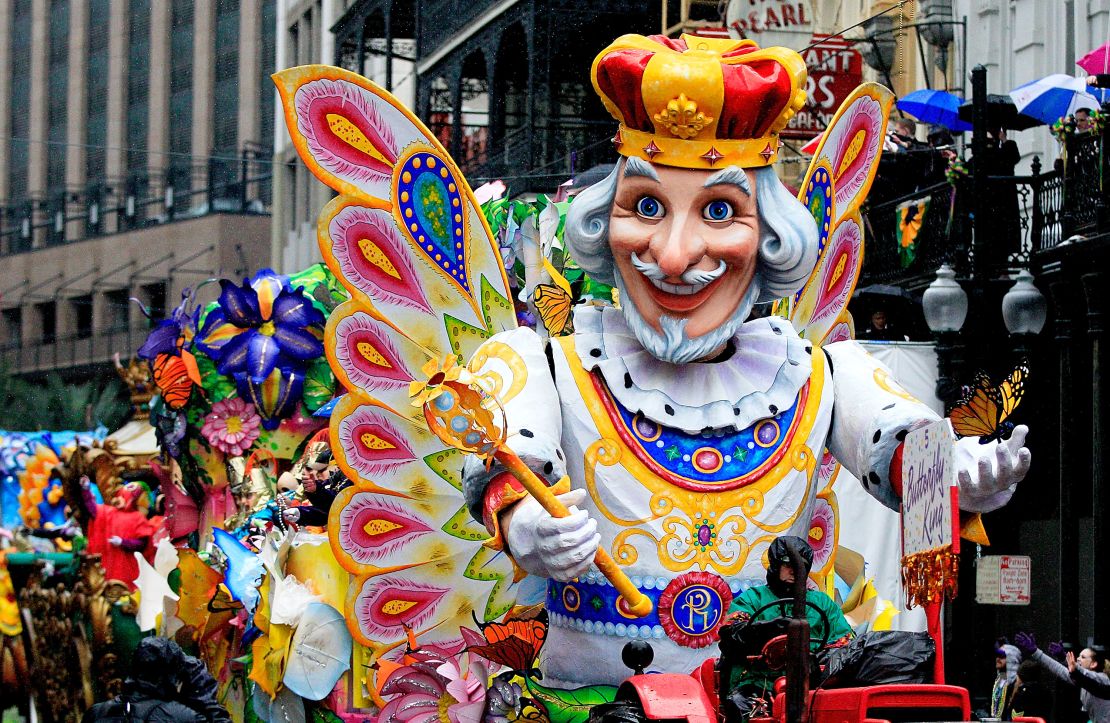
left=274, top=66, right=519, bottom=655
left=787, top=83, right=894, bottom=346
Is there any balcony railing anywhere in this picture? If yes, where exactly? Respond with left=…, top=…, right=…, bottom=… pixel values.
left=861, top=156, right=1063, bottom=287
left=0, top=324, right=151, bottom=374
left=466, top=119, right=615, bottom=190
left=1, top=148, right=272, bottom=255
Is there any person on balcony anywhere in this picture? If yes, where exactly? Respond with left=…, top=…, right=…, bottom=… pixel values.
left=970, top=127, right=1022, bottom=257
left=1087, top=74, right=1110, bottom=90
left=860, top=308, right=909, bottom=342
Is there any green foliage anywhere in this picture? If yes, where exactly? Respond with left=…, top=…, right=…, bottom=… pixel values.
left=0, top=365, right=130, bottom=431
left=526, top=679, right=618, bottom=723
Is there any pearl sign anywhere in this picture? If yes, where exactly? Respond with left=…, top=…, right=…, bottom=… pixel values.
left=726, top=0, right=814, bottom=50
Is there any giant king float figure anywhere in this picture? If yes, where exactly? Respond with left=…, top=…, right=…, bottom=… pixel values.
left=272, top=33, right=1031, bottom=691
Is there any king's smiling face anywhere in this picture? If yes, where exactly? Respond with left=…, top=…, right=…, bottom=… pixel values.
left=608, top=160, right=761, bottom=340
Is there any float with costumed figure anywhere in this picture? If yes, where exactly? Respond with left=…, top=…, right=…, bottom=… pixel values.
left=4, top=29, right=1035, bottom=723
left=259, top=27, right=1033, bottom=721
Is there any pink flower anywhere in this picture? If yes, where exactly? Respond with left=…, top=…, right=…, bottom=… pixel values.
left=201, top=397, right=262, bottom=456
left=378, top=644, right=488, bottom=723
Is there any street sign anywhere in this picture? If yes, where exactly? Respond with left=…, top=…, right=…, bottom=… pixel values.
left=975, top=555, right=1032, bottom=605
left=784, top=36, right=864, bottom=139
left=901, top=420, right=955, bottom=557
left=725, top=1, right=814, bottom=49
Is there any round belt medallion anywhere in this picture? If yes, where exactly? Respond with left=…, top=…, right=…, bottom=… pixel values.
left=657, top=572, right=733, bottom=648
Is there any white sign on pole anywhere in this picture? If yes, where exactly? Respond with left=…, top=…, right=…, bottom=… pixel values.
left=725, top=0, right=814, bottom=50
left=901, top=420, right=954, bottom=556
left=975, top=555, right=1032, bottom=605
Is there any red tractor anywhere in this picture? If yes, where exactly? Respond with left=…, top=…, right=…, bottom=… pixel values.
left=588, top=543, right=977, bottom=723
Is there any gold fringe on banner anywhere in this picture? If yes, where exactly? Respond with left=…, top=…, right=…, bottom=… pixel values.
left=901, top=547, right=959, bottom=608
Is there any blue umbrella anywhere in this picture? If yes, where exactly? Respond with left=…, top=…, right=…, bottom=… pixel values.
left=896, top=89, right=972, bottom=131
left=1009, top=74, right=1099, bottom=125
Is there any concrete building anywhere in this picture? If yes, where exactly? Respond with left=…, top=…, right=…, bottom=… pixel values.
left=0, top=0, right=277, bottom=379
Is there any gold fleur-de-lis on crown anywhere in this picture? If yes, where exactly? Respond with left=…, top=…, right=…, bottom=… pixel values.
left=654, top=93, right=713, bottom=140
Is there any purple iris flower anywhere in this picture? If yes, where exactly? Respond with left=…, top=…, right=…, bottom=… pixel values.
left=195, top=269, right=325, bottom=385
left=233, top=367, right=305, bottom=430
left=137, top=285, right=205, bottom=360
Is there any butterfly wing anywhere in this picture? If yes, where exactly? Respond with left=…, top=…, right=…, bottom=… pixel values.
left=996, top=362, right=1029, bottom=421
left=532, top=283, right=573, bottom=336
left=153, top=353, right=196, bottom=410
left=274, top=66, right=520, bottom=659
left=948, top=373, right=1002, bottom=439
left=785, top=83, right=895, bottom=346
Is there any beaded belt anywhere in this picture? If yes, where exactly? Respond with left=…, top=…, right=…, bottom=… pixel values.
left=547, top=571, right=762, bottom=649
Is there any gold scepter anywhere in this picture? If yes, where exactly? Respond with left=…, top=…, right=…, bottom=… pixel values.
left=411, top=356, right=653, bottom=618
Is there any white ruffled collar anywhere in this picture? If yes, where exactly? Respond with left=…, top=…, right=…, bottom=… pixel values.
left=572, top=305, right=813, bottom=433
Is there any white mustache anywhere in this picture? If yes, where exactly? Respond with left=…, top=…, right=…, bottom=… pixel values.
left=629, top=252, right=728, bottom=285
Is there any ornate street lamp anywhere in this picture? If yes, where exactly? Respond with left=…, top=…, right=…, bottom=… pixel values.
left=918, top=0, right=955, bottom=74
left=923, top=264, right=968, bottom=404
left=923, top=264, right=968, bottom=333
left=861, top=16, right=897, bottom=78
left=1002, top=268, right=1047, bottom=358
left=1001, top=269, right=1048, bottom=335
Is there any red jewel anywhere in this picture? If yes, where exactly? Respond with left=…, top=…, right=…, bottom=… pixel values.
left=693, top=448, right=723, bottom=473
left=760, top=143, right=775, bottom=162
left=643, top=140, right=662, bottom=160
left=700, top=146, right=724, bottom=166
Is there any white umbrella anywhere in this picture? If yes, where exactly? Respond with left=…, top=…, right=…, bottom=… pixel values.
left=1009, top=74, right=1100, bottom=124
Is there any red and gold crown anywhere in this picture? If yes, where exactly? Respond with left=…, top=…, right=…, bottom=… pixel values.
left=591, top=34, right=807, bottom=169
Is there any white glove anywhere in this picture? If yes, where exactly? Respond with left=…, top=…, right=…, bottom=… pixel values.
left=505, top=488, right=600, bottom=582
left=955, top=424, right=1032, bottom=513
left=281, top=508, right=301, bottom=523
left=107, top=535, right=123, bottom=547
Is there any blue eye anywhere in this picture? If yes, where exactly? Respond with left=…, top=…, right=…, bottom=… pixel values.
left=704, top=200, right=734, bottom=221
left=636, top=196, right=664, bottom=218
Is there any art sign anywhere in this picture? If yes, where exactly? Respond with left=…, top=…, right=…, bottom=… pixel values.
left=901, top=420, right=954, bottom=556
left=900, top=420, right=959, bottom=608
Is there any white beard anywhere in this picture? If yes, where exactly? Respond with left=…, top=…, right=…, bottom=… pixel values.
left=612, top=267, right=761, bottom=365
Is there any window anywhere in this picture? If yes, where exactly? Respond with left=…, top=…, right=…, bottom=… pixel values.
left=103, top=289, right=131, bottom=332
left=8, top=1, right=33, bottom=203
left=47, top=1, right=70, bottom=196
left=140, top=282, right=167, bottom=324
left=169, top=0, right=195, bottom=200
left=126, top=1, right=151, bottom=176
left=213, top=0, right=240, bottom=154
left=71, top=294, right=93, bottom=339
left=258, top=0, right=276, bottom=203
left=86, top=0, right=111, bottom=183
left=1, top=308, right=22, bottom=348
left=36, top=302, right=57, bottom=345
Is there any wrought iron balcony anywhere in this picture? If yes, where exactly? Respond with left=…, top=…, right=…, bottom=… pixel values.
left=861, top=155, right=1063, bottom=289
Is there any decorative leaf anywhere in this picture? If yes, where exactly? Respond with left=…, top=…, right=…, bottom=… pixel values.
left=464, top=545, right=515, bottom=622
left=443, top=314, right=490, bottom=357
left=481, top=275, right=513, bottom=335
left=441, top=504, right=488, bottom=542
left=423, top=448, right=464, bottom=491
left=527, top=679, right=618, bottom=723
left=302, top=356, right=336, bottom=412
left=195, top=352, right=236, bottom=403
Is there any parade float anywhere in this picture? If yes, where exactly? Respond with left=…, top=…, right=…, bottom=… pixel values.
left=2, top=30, right=1037, bottom=723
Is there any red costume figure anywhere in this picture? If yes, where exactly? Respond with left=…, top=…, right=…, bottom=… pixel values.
left=81, top=477, right=155, bottom=589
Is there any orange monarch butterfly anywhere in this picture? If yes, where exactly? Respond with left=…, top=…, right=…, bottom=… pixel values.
left=532, top=283, right=573, bottom=335
left=947, top=363, right=1029, bottom=444
left=152, top=347, right=202, bottom=409
left=466, top=611, right=548, bottom=673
